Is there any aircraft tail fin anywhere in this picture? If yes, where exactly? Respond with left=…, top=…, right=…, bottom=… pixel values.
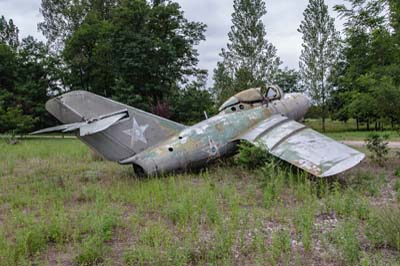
left=39, top=90, right=186, bottom=162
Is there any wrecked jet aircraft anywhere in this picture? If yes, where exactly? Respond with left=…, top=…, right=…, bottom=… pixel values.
left=32, top=86, right=365, bottom=177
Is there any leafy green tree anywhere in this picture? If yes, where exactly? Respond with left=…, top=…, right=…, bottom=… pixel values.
left=110, top=0, right=207, bottom=109
left=0, top=16, right=58, bottom=133
left=170, top=82, right=216, bottom=125
left=59, top=0, right=207, bottom=114
left=212, top=62, right=235, bottom=104
left=389, top=0, right=400, bottom=35
left=299, top=0, right=340, bottom=132
left=332, top=0, right=400, bottom=129
left=273, top=67, right=304, bottom=93
left=0, top=16, right=18, bottom=107
left=39, top=0, right=118, bottom=49
left=0, top=43, right=17, bottom=94
left=0, top=106, right=36, bottom=137
left=212, top=0, right=281, bottom=103
left=15, top=37, right=56, bottom=129
left=348, top=91, right=379, bottom=130
left=372, top=77, right=400, bottom=128
left=63, top=12, right=114, bottom=95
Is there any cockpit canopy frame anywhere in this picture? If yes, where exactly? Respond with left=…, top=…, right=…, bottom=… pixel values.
left=219, top=85, right=284, bottom=113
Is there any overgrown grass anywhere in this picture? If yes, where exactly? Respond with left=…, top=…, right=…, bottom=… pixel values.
left=366, top=207, right=400, bottom=251
left=329, top=219, right=361, bottom=265
left=0, top=137, right=399, bottom=265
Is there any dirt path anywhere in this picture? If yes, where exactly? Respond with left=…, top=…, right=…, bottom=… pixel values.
left=341, top=140, right=400, bottom=149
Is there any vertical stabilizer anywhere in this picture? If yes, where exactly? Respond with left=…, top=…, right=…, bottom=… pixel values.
left=45, top=91, right=185, bottom=161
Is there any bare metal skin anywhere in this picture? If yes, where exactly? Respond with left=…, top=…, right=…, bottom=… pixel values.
left=33, top=86, right=364, bottom=177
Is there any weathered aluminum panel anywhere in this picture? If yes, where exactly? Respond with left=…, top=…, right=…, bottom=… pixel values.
left=240, top=115, right=365, bottom=177
left=44, top=90, right=186, bottom=162
left=31, top=122, right=85, bottom=135
left=31, top=111, right=127, bottom=136
left=238, top=115, right=288, bottom=142
left=79, top=113, right=127, bottom=136
left=258, top=120, right=306, bottom=149
left=37, top=88, right=362, bottom=177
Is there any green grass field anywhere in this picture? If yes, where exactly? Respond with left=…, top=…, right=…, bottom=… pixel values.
left=305, top=119, right=400, bottom=141
left=0, top=138, right=399, bottom=265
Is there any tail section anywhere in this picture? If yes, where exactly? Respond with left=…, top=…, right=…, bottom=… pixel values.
left=42, top=90, right=185, bottom=161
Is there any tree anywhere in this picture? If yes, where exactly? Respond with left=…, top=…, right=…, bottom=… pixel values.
left=0, top=106, right=36, bottom=137
left=63, top=12, right=114, bottom=95
left=170, top=77, right=216, bottom=124
left=0, top=16, right=58, bottom=133
left=43, top=0, right=207, bottom=113
left=0, top=16, right=19, bottom=49
left=298, top=0, right=340, bottom=132
left=389, top=0, right=400, bottom=35
left=273, top=67, right=305, bottom=93
left=212, top=0, right=281, bottom=103
left=15, top=36, right=57, bottom=129
left=39, top=0, right=118, bottom=49
left=0, top=43, right=17, bottom=94
left=110, top=0, right=207, bottom=109
left=212, top=62, right=234, bottom=104
left=331, top=0, right=400, bottom=130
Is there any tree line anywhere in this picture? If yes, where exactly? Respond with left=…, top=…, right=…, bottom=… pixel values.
left=0, top=0, right=399, bottom=135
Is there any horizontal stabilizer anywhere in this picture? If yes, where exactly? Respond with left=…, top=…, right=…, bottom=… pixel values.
left=31, top=110, right=128, bottom=137
left=236, top=115, right=365, bottom=177
left=30, top=122, right=85, bottom=135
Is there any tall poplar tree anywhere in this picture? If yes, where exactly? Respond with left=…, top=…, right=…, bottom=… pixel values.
left=298, top=0, right=339, bottom=132
left=0, top=16, right=19, bottom=49
left=212, top=0, right=281, bottom=103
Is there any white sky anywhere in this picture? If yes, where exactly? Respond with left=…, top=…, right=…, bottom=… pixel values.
left=0, top=0, right=346, bottom=86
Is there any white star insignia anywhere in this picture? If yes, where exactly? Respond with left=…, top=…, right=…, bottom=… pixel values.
left=123, top=118, right=149, bottom=147
left=204, top=136, right=220, bottom=160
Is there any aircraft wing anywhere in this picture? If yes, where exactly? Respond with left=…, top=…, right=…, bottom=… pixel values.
left=235, top=115, right=365, bottom=177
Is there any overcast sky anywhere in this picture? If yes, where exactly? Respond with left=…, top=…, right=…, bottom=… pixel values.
left=0, top=0, right=346, bottom=86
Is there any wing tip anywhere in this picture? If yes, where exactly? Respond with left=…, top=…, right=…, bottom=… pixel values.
left=319, top=153, right=366, bottom=177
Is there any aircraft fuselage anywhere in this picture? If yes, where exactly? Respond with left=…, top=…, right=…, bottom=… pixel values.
left=126, top=93, right=310, bottom=175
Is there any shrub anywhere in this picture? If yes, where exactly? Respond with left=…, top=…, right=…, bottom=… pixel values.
left=365, top=134, right=389, bottom=166
left=0, top=106, right=36, bottom=139
left=235, top=142, right=271, bottom=169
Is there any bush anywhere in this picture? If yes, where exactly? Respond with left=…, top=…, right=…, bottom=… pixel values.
left=0, top=106, right=35, bottom=139
left=235, top=142, right=271, bottom=169
left=365, top=134, right=389, bottom=166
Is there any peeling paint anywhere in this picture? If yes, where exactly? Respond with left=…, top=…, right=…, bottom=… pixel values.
left=38, top=88, right=365, bottom=178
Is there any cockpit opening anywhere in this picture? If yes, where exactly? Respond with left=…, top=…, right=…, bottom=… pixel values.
left=218, top=85, right=284, bottom=114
